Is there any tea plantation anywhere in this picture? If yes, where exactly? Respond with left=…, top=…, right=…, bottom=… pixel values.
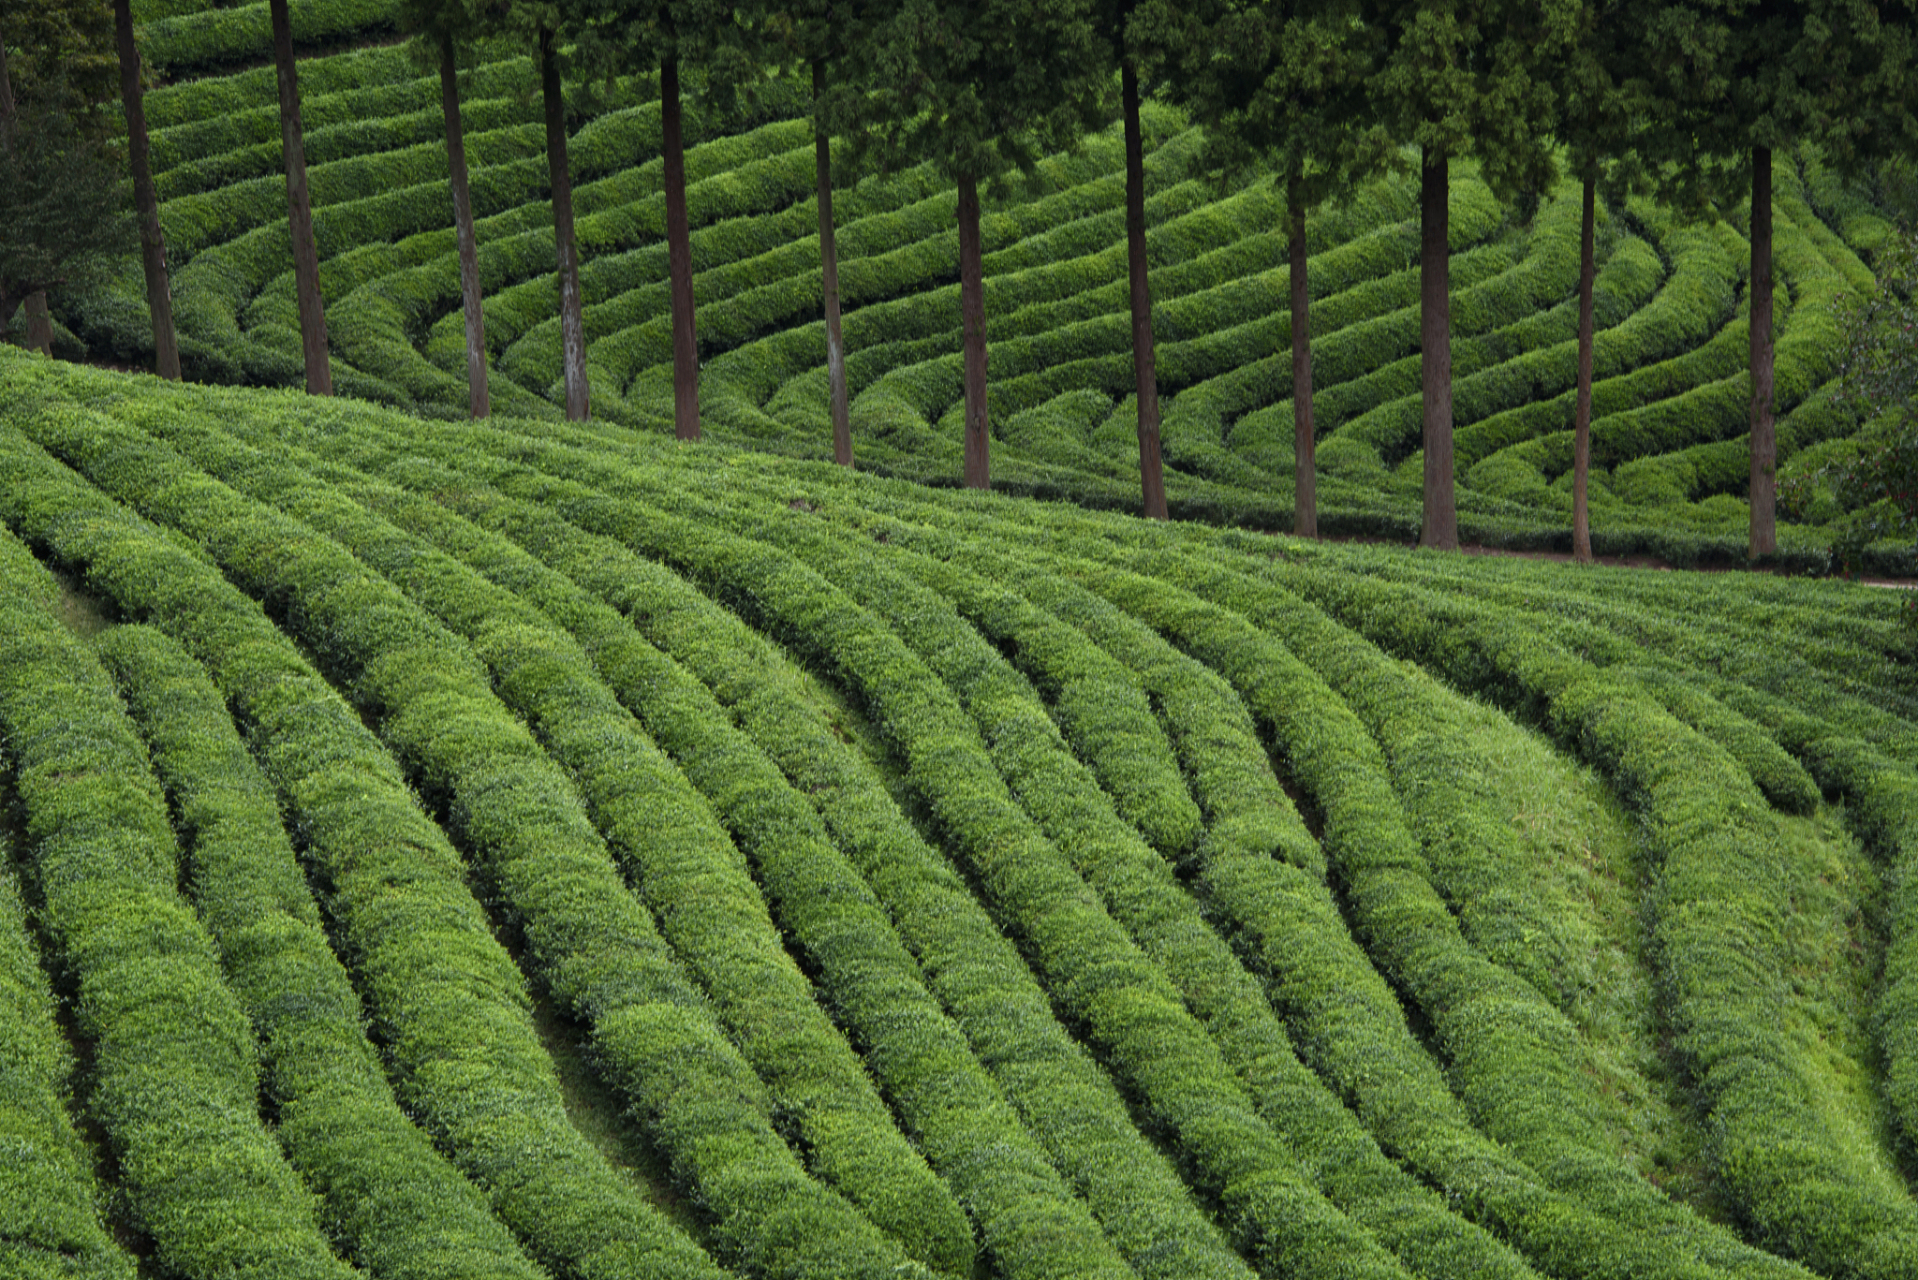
left=5, top=1, right=1918, bottom=1278
left=23, top=0, right=1905, bottom=567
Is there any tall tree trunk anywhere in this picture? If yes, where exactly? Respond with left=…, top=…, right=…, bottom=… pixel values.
left=0, top=41, right=19, bottom=338
left=957, top=171, right=989, bottom=490
left=24, top=291, right=52, bottom=356
left=116, top=0, right=179, bottom=379
left=1748, top=144, right=1776, bottom=559
left=1573, top=172, right=1596, bottom=564
left=269, top=0, right=330, bottom=395
left=1419, top=146, right=1455, bottom=550
left=663, top=51, right=699, bottom=441
left=440, top=29, right=487, bottom=418
left=540, top=25, right=588, bottom=421
left=813, top=60, right=850, bottom=467
left=1122, top=60, right=1165, bottom=520
left=1289, top=178, right=1315, bottom=538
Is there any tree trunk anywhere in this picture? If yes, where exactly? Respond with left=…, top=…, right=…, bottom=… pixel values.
left=1290, top=179, right=1315, bottom=539
left=957, top=171, right=989, bottom=490
left=1122, top=60, right=1166, bottom=520
left=540, top=25, right=588, bottom=421
left=1573, top=172, right=1595, bottom=564
left=0, top=43, right=19, bottom=342
left=269, top=0, right=331, bottom=395
left=441, top=29, right=487, bottom=418
left=813, top=61, right=850, bottom=467
left=663, top=51, right=699, bottom=441
left=24, top=291, right=52, bottom=355
left=1748, top=144, right=1776, bottom=559
left=115, top=0, right=179, bottom=379
left=1419, top=146, right=1455, bottom=550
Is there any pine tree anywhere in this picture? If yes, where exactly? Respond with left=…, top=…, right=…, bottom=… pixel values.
left=1366, top=0, right=1575, bottom=550
left=836, top=0, right=1107, bottom=489
left=1139, top=0, right=1392, bottom=536
left=269, top=0, right=332, bottom=394
left=1647, top=0, right=1917, bottom=559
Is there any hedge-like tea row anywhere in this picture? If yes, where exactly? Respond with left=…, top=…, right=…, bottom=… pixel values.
left=307, top=464, right=1151, bottom=1280
left=1452, top=210, right=1745, bottom=468
left=343, top=421, right=1422, bottom=1280
left=1261, top=560, right=1918, bottom=1280
left=147, top=423, right=976, bottom=1279
left=0, top=524, right=363, bottom=1280
left=762, top=477, right=1790, bottom=1280
left=232, top=398, right=1268, bottom=1280
left=331, top=403, right=1772, bottom=1280
left=0, top=817, right=134, bottom=1280
left=0, top=402, right=734, bottom=1280
left=20, top=398, right=949, bottom=1280
left=93, top=623, right=555, bottom=1280
left=137, top=0, right=402, bottom=76
left=749, top=514, right=1558, bottom=1280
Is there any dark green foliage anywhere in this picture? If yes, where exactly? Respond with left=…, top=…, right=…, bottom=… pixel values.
left=0, top=392, right=734, bottom=1280
left=0, top=799, right=133, bottom=1280
left=0, top=525, right=361, bottom=1280
left=94, top=623, right=555, bottom=1280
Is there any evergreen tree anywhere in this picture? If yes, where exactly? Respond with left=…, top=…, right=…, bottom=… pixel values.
left=269, top=0, right=331, bottom=394
left=1094, top=0, right=1176, bottom=519
left=837, top=0, right=1107, bottom=489
left=1647, top=0, right=1917, bottom=559
left=1365, top=0, right=1575, bottom=550
left=113, top=0, right=180, bottom=379
left=1555, top=0, right=1657, bottom=562
left=1138, top=0, right=1392, bottom=535
left=402, top=0, right=492, bottom=417
left=760, top=0, right=856, bottom=466
left=1, top=0, right=119, bottom=354
left=572, top=0, right=752, bottom=441
left=0, top=11, right=131, bottom=341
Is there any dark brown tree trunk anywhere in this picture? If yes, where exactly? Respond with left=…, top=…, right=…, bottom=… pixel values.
left=1748, top=144, right=1776, bottom=559
left=663, top=51, right=699, bottom=441
left=540, top=25, right=587, bottom=421
left=957, top=171, right=989, bottom=490
left=0, top=42, right=18, bottom=338
left=115, top=0, right=179, bottom=379
left=1419, top=147, right=1455, bottom=549
left=1, top=31, right=47, bottom=356
left=1122, top=60, right=1165, bottom=520
left=441, top=29, right=487, bottom=418
left=24, top=291, right=52, bottom=355
left=1290, top=179, right=1315, bottom=539
left=1573, top=173, right=1596, bottom=564
left=813, top=61, right=850, bottom=467
left=269, top=0, right=330, bottom=395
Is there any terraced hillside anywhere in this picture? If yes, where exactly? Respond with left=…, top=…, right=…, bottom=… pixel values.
left=4, top=346, right=1918, bottom=1280
left=27, top=0, right=1906, bottom=568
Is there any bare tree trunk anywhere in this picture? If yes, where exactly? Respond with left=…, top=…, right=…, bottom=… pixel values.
left=1122, top=60, right=1166, bottom=520
left=1290, top=180, right=1315, bottom=539
left=540, top=25, right=588, bottom=421
left=24, top=292, right=52, bottom=355
left=441, top=29, right=487, bottom=418
left=0, top=42, right=20, bottom=342
left=957, top=171, right=989, bottom=490
left=813, top=60, right=850, bottom=467
left=269, top=0, right=330, bottom=395
left=1748, top=144, right=1776, bottom=559
left=1573, top=172, right=1595, bottom=564
left=1419, top=146, right=1455, bottom=550
left=663, top=51, right=699, bottom=441
left=115, top=0, right=179, bottom=378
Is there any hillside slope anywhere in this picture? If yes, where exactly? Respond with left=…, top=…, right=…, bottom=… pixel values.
left=2, top=348, right=1917, bottom=1279
left=18, top=0, right=1906, bottom=569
